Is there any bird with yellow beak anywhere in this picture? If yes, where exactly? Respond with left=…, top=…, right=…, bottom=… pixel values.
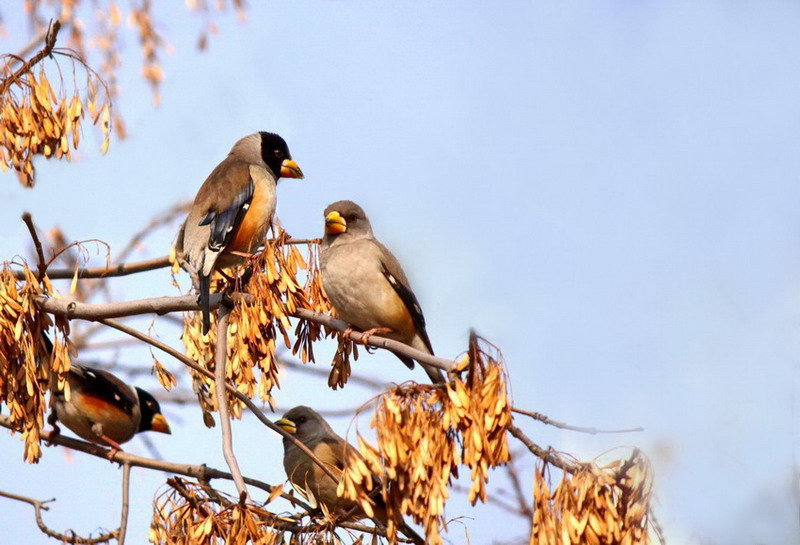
left=177, top=131, right=304, bottom=333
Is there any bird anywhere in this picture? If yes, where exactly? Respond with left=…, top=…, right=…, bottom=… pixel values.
left=319, top=200, right=444, bottom=383
left=43, top=335, right=171, bottom=457
left=177, top=131, right=304, bottom=334
left=276, top=406, right=423, bottom=543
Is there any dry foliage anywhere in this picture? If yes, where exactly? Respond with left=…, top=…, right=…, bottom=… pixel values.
left=0, top=50, right=111, bottom=186
left=150, top=479, right=287, bottom=545
left=339, top=335, right=512, bottom=545
left=532, top=450, right=653, bottom=545
left=182, top=229, right=329, bottom=415
left=0, top=265, right=70, bottom=462
left=2, top=0, right=249, bottom=186
left=292, top=240, right=332, bottom=365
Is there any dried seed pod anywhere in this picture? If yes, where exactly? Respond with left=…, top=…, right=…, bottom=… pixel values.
left=0, top=265, right=70, bottom=462
left=531, top=450, right=654, bottom=545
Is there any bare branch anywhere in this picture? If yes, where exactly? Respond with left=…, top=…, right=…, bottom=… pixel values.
left=13, top=238, right=318, bottom=282
left=504, top=453, right=534, bottom=519
left=214, top=303, right=249, bottom=500
left=13, top=256, right=172, bottom=281
left=0, top=414, right=306, bottom=508
left=511, top=407, right=644, bottom=435
left=94, top=318, right=343, bottom=486
left=0, top=20, right=62, bottom=95
left=117, top=463, right=132, bottom=545
left=115, top=202, right=189, bottom=265
left=507, top=424, right=583, bottom=475
left=34, top=294, right=458, bottom=373
left=293, top=308, right=458, bottom=373
left=278, top=352, right=390, bottom=390
left=0, top=489, right=117, bottom=544
left=21, top=212, right=48, bottom=282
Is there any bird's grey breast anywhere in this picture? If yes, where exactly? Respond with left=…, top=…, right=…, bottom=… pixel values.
left=320, top=240, right=388, bottom=330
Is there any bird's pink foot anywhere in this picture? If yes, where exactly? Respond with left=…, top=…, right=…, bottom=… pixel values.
left=228, top=250, right=257, bottom=260
left=358, top=327, right=392, bottom=346
left=101, top=435, right=124, bottom=461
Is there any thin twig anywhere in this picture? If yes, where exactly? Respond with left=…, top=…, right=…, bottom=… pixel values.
left=5, top=24, right=56, bottom=67
left=34, top=294, right=458, bottom=373
left=504, top=453, right=534, bottom=518
left=115, top=202, right=190, bottom=265
left=0, top=415, right=307, bottom=509
left=0, top=489, right=117, bottom=544
left=650, top=510, right=667, bottom=545
left=278, top=352, right=389, bottom=390
left=93, top=318, right=342, bottom=485
left=117, top=463, right=131, bottom=545
left=507, top=424, right=583, bottom=475
left=0, top=20, right=62, bottom=95
left=214, top=303, right=249, bottom=501
left=511, top=407, right=644, bottom=435
left=12, top=238, right=318, bottom=281
left=21, top=212, right=47, bottom=282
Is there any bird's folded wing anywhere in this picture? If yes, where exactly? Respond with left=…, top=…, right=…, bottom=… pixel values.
left=69, top=364, right=138, bottom=415
left=197, top=164, right=255, bottom=253
left=377, top=243, right=435, bottom=354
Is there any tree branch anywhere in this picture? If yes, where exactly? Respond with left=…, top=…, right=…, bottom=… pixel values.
left=0, top=489, right=117, bottom=544
left=94, top=318, right=342, bottom=485
left=14, top=256, right=172, bottom=281
left=504, top=453, right=534, bottom=519
left=0, top=20, right=62, bottom=95
left=117, top=463, right=131, bottom=545
left=214, top=303, right=249, bottom=501
left=507, top=424, right=583, bottom=475
left=21, top=212, right=48, bottom=282
left=0, top=414, right=305, bottom=508
left=278, top=352, right=389, bottom=390
left=511, top=407, right=644, bottom=435
left=12, top=238, right=319, bottom=282
left=34, top=294, right=458, bottom=373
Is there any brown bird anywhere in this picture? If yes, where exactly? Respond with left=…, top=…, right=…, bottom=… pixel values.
left=319, top=200, right=444, bottom=383
left=44, top=335, right=171, bottom=458
left=276, top=406, right=423, bottom=543
left=177, top=132, right=304, bottom=333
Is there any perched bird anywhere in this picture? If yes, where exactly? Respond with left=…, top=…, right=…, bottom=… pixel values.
left=276, top=406, right=422, bottom=543
left=44, top=336, right=171, bottom=457
left=178, top=132, right=304, bottom=333
left=319, top=200, right=444, bottom=383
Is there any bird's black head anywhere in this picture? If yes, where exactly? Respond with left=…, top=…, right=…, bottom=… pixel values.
left=259, top=131, right=304, bottom=180
left=322, top=200, right=372, bottom=239
left=275, top=405, right=328, bottom=442
left=135, top=387, right=171, bottom=434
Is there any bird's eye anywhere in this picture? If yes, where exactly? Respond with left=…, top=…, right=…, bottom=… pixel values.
left=274, top=150, right=283, bottom=158
left=298, top=416, right=307, bottom=424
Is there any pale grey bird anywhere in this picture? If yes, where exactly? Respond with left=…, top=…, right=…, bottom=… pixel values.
left=319, top=200, right=445, bottom=383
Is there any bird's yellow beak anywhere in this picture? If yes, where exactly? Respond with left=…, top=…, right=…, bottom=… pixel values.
left=150, top=413, right=171, bottom=435
left=325, top=211, right=347, bottom=235
left=275, top=418, right=297, bottom=434
left=280, top=159, right=304, bottom=179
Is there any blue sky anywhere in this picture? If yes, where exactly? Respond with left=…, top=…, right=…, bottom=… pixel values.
left=1, top=2, right=799, bottom=544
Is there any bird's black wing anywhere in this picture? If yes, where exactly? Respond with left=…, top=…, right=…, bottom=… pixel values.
left=70, top=364, right=138, bottom=416
left=377, top=245, right=434, bottom=354
left=199, top=176, right=254, bottom=252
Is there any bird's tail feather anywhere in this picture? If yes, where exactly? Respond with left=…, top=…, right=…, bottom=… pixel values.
left=395, top=353, right=416, bottom=370
left=422, top=363, right=446, bottom=384
left=199, top=274, right=211, bottom=334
